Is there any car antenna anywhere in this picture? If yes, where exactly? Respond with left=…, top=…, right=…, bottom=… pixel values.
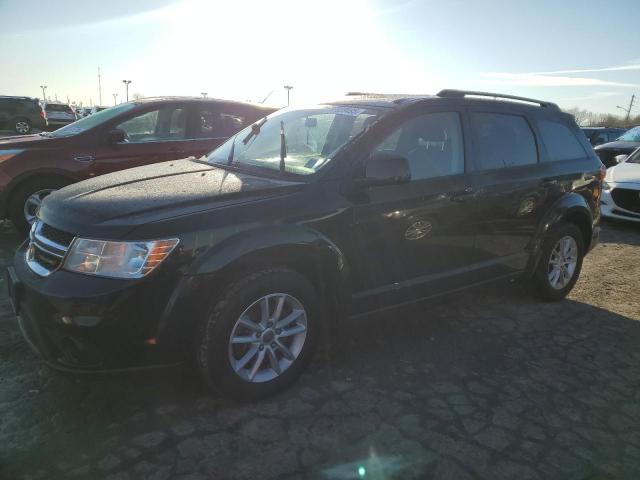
left=279, top=121, right=287, bottom=172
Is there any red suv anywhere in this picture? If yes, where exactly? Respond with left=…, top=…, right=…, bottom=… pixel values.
left=0, top=97, right=275, bottom=232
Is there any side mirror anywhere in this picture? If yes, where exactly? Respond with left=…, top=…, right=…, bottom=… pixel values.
left=615, top=154, right=628, bottom=164
left=107, top=129, right=126, bottom=144
left=359, top=151, right=411, bottom=187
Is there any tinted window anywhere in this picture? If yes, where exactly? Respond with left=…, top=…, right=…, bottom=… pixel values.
left=537, top=120, right=586, bottom=162
left=45, top=104, right=73, bottom=113
left=608, top=131, right=621, bottom=142
left=374, top=112, right=464, bottom=180
left=472, top=113, right=537, bottom=169
left=193, top=107, right=245, bottom=139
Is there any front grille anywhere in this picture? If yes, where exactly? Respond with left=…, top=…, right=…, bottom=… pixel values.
left=611, top=188, right=640, bottom=213
left=26, top=221, right=75, bottom=277
left=40, top=223, right=75, bottom=247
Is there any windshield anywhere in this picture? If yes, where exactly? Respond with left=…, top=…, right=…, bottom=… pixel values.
left=207, top=105, right=385, bottom=175
left=626, top=148, right=640, bottom=164
left=47, top=103, right=136, bottom=137
left=618, top=126, right=640, bottom=142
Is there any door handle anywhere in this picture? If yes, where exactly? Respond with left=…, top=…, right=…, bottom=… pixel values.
left=73, top=155, right=95, bottom=163
left=450, top=186, right=476, bottom=202
left=541, top=178, right=558, bottom=187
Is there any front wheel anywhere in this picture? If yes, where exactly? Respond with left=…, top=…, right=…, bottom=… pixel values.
left=532, top=222, right=584, bottom=301
left=9, top=178, right=71, bottom=234
left=196, top=268, right=318, bottom=400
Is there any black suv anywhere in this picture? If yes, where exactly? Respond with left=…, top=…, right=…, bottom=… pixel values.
left=7, top=90, right=603, bottom=399
left=594, top=126, right=640, bottom=168
left=581, top=127, right=625, bottom=147
left=0, top=96, right=46, bottom=134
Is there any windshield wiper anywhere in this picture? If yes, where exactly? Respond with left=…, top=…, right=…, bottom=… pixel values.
left=227, top=135, right=236, bottom=165
left=279, top=121, right=286, bottom=172
left=242, top=117, right=268, bottom=145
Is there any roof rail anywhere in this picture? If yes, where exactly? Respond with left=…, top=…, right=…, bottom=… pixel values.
left=437, top=89, right=559, bottom=109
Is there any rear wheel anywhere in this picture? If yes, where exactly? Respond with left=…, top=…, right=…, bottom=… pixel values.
left=532, top=222, right=584, bottom=301
left=196, top=268, right=318, bottom=400
left=14, top=118, right=32, bottom=135
left=9, top=178, right=71, bottom=234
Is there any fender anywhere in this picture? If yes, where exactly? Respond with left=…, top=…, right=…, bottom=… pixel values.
left=155, top=224, right=351, bottom=348
left=0, top=167, right=80, bottom=218
left=526, top=192, right=594, bottom=275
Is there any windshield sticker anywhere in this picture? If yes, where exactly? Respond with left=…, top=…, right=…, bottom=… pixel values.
left=326, top=107, right=366, bottom=117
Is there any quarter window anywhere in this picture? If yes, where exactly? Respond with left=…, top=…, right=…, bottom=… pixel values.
left=537, top=120, right=586, bottom=162
left=373, top=112, right=465, bottom=180
left=472, top=113, right=537, bottom=169
left=194, top=108, right=245, bottom=139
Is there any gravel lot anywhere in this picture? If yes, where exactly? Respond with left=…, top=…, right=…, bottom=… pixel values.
left=1, top=220, right=639, bottom=480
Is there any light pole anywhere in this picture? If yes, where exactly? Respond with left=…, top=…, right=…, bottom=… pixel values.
left=113, top=93, right=118, bottom=105
left=284, top=85, right=293, bottom=106
left=40, top=85, right=47, bottom=103
left=122, top=80, right=132, bottom=102
left=201, top=92, right=208, bottom=98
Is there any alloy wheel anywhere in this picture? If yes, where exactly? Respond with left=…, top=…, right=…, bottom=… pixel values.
left=547, top=235, right=578, bottom=290
left=23, top=189, right=55, bottom=225
left=15, top=121, right=30, bottom=134
left=228, top=293, right=308, bottom=383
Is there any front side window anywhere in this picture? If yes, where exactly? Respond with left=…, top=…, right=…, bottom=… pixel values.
left=472, top=112, right=537, bottom=170
left=208, top=105, right=387, bottom=175
left=537, top=120, right=586, bottom=162
left=373, top=112, right=465, bottom=180
left=619, top=127, right=640, bottom=142
left=116, top=107, right=186, bottom=142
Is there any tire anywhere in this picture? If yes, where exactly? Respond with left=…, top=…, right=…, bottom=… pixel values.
left=14, top=118, right=32, bottom=135
left=196, top=267, right=319, bottom=400
left=532, top=222, right=584, bottom=301
left=8, top=178, right=71, bottom=234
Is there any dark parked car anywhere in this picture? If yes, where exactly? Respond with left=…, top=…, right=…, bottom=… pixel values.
left=44, top=103, right=77, bottom=129
left=7, top=90, right=603, bottom=399
left=0, top=97, right=275, bottom=233
left=594, top=126, right=640, bottom=167
left=0, top=96, right=46, bottom=134
left=581, top=127, right=625, bottom=146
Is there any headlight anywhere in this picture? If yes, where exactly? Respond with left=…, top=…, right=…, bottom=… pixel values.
left=602, top=181, right=611, bottom=190
left=64, top=238, right=179, bottom=278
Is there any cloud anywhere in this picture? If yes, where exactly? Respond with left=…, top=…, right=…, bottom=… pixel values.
left=480, top=71, right=640, bottom=88
left=527, top=64, right=640, bottom=75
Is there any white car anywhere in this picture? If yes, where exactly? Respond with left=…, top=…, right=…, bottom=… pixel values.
left=601, top=148, right=640, bottom=223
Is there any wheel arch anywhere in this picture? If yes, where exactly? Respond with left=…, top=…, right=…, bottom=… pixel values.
left=527, top=192, right=594, bottom=275
left=155, top=226, right=351, bottom=349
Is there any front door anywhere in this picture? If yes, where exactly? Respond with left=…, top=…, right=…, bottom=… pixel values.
left=90, top=105, right=189, bottom=176
left=348, top=109, right=479, bottom=313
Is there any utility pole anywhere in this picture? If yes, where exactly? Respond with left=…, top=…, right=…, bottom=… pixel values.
left=113, top=93, right=118, bottom=105
left=39, top=85, right=47, bottom=104
left=284, top=85, right=293, bottom=106
left=122, top=80, right=132, bottom=102
left=98, top=67, right=102, bottom=106
left=617, top=94, right=636, bottom=124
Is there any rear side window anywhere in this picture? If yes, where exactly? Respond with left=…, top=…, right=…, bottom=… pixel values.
left=537, top=120, right=586, bottom=162
left=472, top=113, right=537, bottom=170
left=193, top=107, right=245, bottom=139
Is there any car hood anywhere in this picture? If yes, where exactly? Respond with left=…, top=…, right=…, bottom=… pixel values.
left=39, top=158, right=304, bottom=237
left=0, top=134, right=61, bottom=148
left=606, top=161, right=640, bottom=184
left=595, top=140, right=640, bottom=152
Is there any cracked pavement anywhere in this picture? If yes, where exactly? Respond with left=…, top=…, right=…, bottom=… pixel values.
left=1, top=220, right=639, bottom=479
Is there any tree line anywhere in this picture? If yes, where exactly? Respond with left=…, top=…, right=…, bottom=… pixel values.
left=565, top=107, right=639, bottom=129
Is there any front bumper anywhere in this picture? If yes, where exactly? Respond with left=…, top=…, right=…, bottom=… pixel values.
left=7, top=243, right=185, bottom=372
left=601, top=185, right=640, bottom=223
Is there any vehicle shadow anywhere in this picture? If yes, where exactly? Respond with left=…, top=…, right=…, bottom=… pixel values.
left=600, top=217, right=640, bottom=246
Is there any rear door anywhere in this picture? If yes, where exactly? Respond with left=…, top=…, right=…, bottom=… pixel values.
left=348, top=107, right=479, bottom=312
left=466, top=108, right=547, bottom=278
left=90, top=104, right=189, bottom=176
